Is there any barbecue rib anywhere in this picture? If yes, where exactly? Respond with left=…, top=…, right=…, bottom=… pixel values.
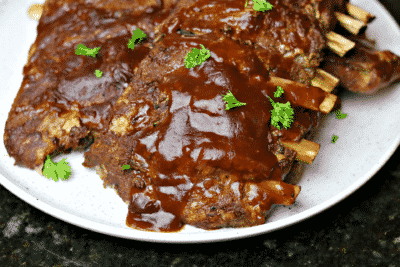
left=83, top=32, right=324, bottom=231
left=154, top=0, right=327, bottom=85
left=270, top=0, right=349, bottom=33
left=321, top=34, right=400, bottom=94
left=7, top=0, right=396, bottom=232
left=154, top=0, right=360, bottom=87
left=3, top=0, right=180, bottom=171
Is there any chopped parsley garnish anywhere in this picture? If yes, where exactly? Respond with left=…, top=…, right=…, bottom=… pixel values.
left=127, top=28, right=147, bottom=50
left=335, top=109, right=348, bottom=119
left=95, top=70, right=103, bottom=78
left=43, top=155, right=71, bottom=182
left=184, top=44, right=211, bottom=68
left=274, top=86, right=284, bottom=98
left=332, top=135, right=339, bottom=143
left=253, top=0, right=273, bottom=12
left=122, top=165, right=131, bottom=170
left=267, top=87, right=294, bottom=130
left=223, top=90, right=247, bottom=110
left=75, top=44, right=101, bottom=58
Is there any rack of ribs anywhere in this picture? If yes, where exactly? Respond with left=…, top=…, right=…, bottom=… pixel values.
left=3, top=0, right=399, bottom=232
left=4, top=0, right=180, bottom=172
left=83, top=32, right=333, bottom=231
left=153, top=0, right=370, bottom=89
left=154, top=0, right=330, bottom=86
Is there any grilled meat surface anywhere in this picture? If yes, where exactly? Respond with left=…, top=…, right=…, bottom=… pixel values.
left=83, top=33, right=321, bottom=231
left=4, top=0, right=179, bottom=171
left=154, top=0, right=328, bottom=85
left=273, top=0, right=349, bottom=33
left=321, top=33, right=400, bottom=94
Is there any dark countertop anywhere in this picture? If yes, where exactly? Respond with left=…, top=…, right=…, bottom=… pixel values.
left=1, top=1, right=400, bottom=266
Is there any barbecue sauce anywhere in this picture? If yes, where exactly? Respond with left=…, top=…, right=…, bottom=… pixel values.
left=5, top=0, right=183, bottom=169
left=155, top=0, right=326, bottom=84
left=125, top=34, right=322, bottom=232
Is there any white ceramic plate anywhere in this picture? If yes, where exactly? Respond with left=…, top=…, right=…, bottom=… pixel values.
left=1, top=0, right=400, bottom=243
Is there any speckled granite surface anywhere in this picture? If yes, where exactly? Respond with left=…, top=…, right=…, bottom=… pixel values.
left=2, top=0, right=400, bottom=266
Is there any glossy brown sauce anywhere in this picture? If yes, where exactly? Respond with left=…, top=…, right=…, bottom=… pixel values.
left=5, top=0, right=183, bottom=169
left=125, top=34, right=322, bottom=232
left=155, top=0, right=327, bottom=85
left=159, top=0, right=317, bottom=51
left=18, top=3, right=170, bottom=130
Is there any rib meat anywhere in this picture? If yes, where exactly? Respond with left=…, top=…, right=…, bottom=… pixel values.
left=321, top=33, right=400, bottom=94
left=154, top=0, right=327, bottom=85
left=83, top=33, right=321, bottom=231
left=154, top=0, right=350, bottom=86
left=5, top=0, right=352, bottom=232
left=273, top=0, right=349, bottom=33
left=3, top=0, right=180, bottom=171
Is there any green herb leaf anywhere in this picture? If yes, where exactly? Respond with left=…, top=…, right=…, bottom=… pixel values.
left=122, top=165, right=131, bottom=170
left=184, top=44, right=211, bottom=68
left=268, top=97, right=294, bottom=130
left=43, top=155, right=71, bottom=182
left=335, top=109, right=348, bottom=119
left=223, top=90, right=246, bottom=110
left=185, top=48, right=200, bottom=68
left=95, top=70, right=103, bottom=78
left=331, top=135, right=339, bottom=143
left=75, top=44, right=101, bottom=57
left=245, top=0, right=248, bottom=8
left=253, top=0, right=273, bottom=12
left=274, top=86, right=284, bottom=98
left=127, top=28, right=147, bottom=50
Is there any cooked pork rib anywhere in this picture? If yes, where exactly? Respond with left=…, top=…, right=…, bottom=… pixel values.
left=321, top=34, right=400, bottom=94
left=265, top=0, right=349, bottom=34
left=154, top=0, right=327, bottom=85
left=2, top=0, right=351, bottom=172
left=4, top=0, right=179, bottom=171
left=154, top=0, right=351, bottom=86
left=83, top=33, right=322, bottom=231
left=8, top=0, right=393, bottom=232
